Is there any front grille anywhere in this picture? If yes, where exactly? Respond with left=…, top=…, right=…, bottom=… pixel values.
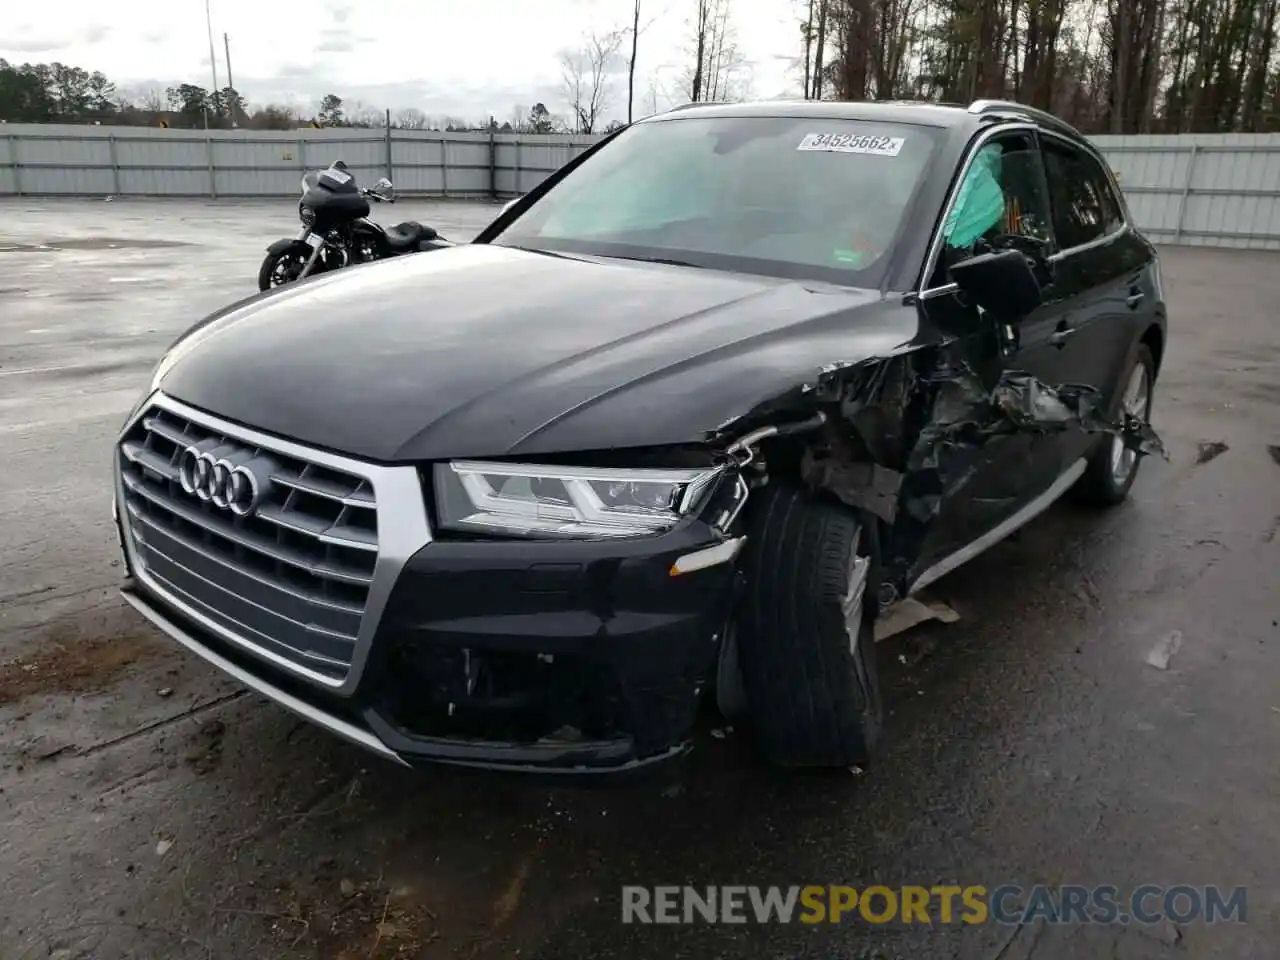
left=117, top=406, right=379, bottom=681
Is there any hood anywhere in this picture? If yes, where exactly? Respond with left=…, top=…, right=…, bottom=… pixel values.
left=155, top=244, right=922, bottom=462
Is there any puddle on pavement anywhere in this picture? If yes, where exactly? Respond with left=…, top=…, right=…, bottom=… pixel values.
left=0, top=238, right=192, bottom=253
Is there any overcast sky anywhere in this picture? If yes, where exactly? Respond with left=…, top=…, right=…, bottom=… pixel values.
left=3, top=0, right=807, bottom=123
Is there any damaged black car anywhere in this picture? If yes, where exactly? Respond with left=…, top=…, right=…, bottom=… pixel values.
left=114, top=98, right=1167, bottom=776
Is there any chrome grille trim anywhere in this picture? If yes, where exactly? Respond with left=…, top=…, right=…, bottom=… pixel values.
left=115, top=391, right=432, bottom=693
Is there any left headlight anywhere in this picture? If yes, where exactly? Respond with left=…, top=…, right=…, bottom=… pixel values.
left=433, top=460, right=724, bottom=539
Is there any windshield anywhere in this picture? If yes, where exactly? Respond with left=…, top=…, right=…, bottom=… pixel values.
left=492, top=115, right=941, bottom=287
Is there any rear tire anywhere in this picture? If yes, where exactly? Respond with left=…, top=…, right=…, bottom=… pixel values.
left=1073, top=343, right=1156, bottom=506
left=735, top=485, right=882, bottom=768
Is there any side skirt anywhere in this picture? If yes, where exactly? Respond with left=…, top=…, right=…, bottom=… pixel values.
left=906, top=457, right=1088, bottom=596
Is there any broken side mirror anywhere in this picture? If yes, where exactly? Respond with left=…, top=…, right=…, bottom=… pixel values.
left=950, top=248, right=1043, bottom=321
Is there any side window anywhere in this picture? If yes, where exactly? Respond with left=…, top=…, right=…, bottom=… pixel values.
left=1041, top=139, right=1124, bottom=251
left=936, top=132, right=1053, bottom=283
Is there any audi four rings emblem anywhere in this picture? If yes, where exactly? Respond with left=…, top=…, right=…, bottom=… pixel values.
left=178, top=444, right=272, bottom=517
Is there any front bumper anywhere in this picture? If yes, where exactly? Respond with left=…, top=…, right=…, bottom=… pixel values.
left=116, top=472, right=740, bottom=778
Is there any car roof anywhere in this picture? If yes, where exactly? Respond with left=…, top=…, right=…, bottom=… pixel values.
left=639, top=97, right=1085, bottom=142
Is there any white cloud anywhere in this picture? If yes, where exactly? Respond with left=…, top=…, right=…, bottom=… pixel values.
left=3, top=0, right=807, bottom=122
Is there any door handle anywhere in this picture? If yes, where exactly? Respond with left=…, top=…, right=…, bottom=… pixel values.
left=1050, top=326, right=1076, bottom=347
left=1126, top=290, right=1145, bottom=309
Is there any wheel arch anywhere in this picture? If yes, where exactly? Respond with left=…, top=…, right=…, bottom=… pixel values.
left=1140, top=320, right=1165, bottom=377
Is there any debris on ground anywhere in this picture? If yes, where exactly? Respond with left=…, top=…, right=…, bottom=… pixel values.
left=1196, top=440, right=1229, bottom=464
left=155, top=838, right=173, bottom=857
left=0, top=624, right=162, bottom=705
left=183, top=719, right=226, bottom=775
left=1145, top=630, right=1183, bottom=670
left=157, top=687, right=173, bottom=698
left=264, top=877, right=438, bottom=959
left=875, top=596, right=961, bottom=642
left=1138, top=918, right=1183, bottom=946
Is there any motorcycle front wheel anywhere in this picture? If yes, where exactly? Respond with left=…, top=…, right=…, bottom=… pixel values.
left=258, top=248, right=310, bottom=291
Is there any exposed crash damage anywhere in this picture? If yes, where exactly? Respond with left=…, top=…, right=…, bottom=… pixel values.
left=714, top=347, right=1167, bottom=603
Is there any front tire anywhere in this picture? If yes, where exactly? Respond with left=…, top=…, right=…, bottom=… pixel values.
left=735, top=486, right=882, bottom=768
left=1073, top=343, right=1156, bottom=506
left=257, top=248, right=309, bottom=291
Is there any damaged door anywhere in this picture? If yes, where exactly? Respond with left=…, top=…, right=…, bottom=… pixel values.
left=1039, top=133, right=1157, bottom=466
left=911, top=127, right=1074, bottom=571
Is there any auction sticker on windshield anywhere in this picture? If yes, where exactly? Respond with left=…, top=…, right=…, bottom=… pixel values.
left=797, top=133, right=905, bottom=157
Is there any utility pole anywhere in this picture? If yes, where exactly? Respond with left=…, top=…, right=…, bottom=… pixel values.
left=224, top=32, right=236, bottom=127
left=205, top=0, right=221, bottom=122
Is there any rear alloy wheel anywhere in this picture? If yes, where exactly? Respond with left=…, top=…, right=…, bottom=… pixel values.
left=1074, top=343, right=1156, bottom=506
left=735, top=485, right=882, bottom=768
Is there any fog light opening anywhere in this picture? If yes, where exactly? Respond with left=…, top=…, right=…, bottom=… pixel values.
left=669, top=537, right=746, bottom=576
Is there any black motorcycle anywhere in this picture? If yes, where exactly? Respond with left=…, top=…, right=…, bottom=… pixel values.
left=257, top=163, right=451, bottom=291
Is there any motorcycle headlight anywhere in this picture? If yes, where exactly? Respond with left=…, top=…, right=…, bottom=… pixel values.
left=433, top=461, right=723, bottom=539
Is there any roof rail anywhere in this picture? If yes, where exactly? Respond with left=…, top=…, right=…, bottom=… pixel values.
left=665, top=100, right=733, bottom=113
left=967, top=99, right=1079, bottom=136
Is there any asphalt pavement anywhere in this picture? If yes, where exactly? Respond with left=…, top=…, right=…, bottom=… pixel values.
left=0, top=198, right=1277, bottom=960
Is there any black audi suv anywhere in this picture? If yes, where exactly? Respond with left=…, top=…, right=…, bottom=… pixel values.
left=114, top=97, right=1167, bottom=776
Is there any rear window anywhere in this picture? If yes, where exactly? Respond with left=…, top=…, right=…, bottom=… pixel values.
left=493, top=115, right=942, bottom=287
left=1041, top=138, right=1125, bottom=250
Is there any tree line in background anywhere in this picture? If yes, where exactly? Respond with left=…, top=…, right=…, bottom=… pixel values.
left=0, top=57, right=619, bottom=133
left=794, top=0, right=1280, bottom=133
left=0, top=60, right=514, bottom=131
left=4, top=0, right=1279, bottom=135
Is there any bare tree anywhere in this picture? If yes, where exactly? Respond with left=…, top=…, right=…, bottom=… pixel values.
left=560, top=29, right=625, bottom=133
left=395, top=107, right=428, bottom=129
left=628, top=0, right=642, bottom=123
left=248, top=104, right=299, bottom=130
left=690, top=0, right=713, bottom=100
left=812, top=0, right=830, bottom=98
left=801, top=0, right=816, bottom=97
left=139, top=85, right=166, bottom=113
left=685, top=0, right=750, bottom=101
left=346, top=103, right=385, bottom=128
left=643, top=76, right=664, bottom=116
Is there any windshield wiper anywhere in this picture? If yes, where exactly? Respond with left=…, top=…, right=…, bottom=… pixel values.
left=598, top=254, right=705, bottom=269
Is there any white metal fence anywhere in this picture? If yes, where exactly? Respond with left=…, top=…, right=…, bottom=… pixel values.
left=2, top=124, right=1278, bottom=250
left=0, top=124, right=600, bottom=201
left=1093, top=134, right=1280, bottom=251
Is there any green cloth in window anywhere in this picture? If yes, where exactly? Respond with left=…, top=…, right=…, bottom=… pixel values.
left=943, top=144, right=1006, bottom=248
